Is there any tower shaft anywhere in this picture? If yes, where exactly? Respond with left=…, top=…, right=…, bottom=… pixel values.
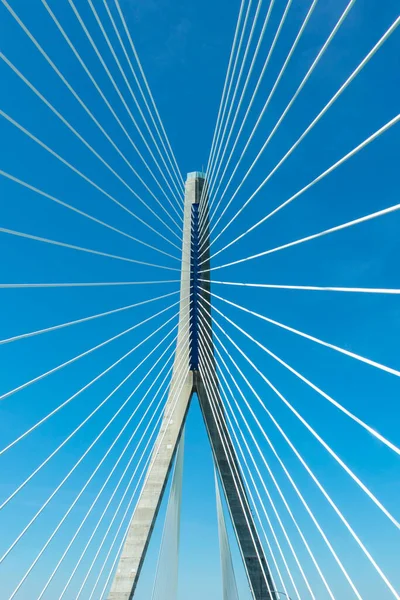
left=108, top=173, right=275, bottom=600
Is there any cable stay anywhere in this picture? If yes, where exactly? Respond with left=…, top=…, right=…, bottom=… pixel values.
left=94, top=357, right=191, bottom=600
left=204, top=0, right=264, bottom=207
left=65, top=0, right=182, bottom=211
left=0, top=2, right=399, bottom=598
left=0, top=109, right=182, bottom=251
left=58, top=339, right=190, bottom=599
left=112, top=0, right=184, bottom=190
left=0, top=48, right=182, bottom=243
left=0, top=168, right=180, bottom=262
left=205, top=280, right=400, bottom=295
left=199, top=0, right=246, bottom=212
left=200, top=14, right=400, bottom=258
left=0, top=297, right=182, bottom=409
left=205, top=288, right=400, bottom=389
left=0, top=318, right=179, bottom=516
left=201, top=110, right=400, bottom=264
left=0, top=280, right=180, bottom=288
left=203, top=0, right=295, bottom=231
left=0, top=225, right=181, bottom=272
left=38, top=0, right=184, bottom=221
left=198, top=309, right=316, bottom=600
left=198, top=297, right=400, bottom=598
left=199, top=0, right=358, bottom=248
left=205, top=0, right=320, bottom=226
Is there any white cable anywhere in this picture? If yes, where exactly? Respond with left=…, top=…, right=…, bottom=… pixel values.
left=214, top=310, right=400, bottom=527
left=201, top=0, right=278, bottom=223
left=0, top=168, right=179, bottom=261
left=86, top=3, right=183, bottom=211
left=10, top=344, right=186, bottom=600
left=76, top=323, right=191, bottom=600
left=204, top=0, right=255, bottom=205
left=206, top=304, right=400, bottom=599
left=207, top=288, right=400, bottom=387
left=202, top=0, right=295, bottom=238
left=92, top=358, right=191, bottom=600
left=38, top=0, right=183, bottom=226
left=85, top=0, right=183, bottom=210
left=199, top=0, right=358, bottom=251
left=201, top=0, right=247, bottom=193
left=198, top=0, right=246, bottom=213
left=200, top=308, right=337, bottom=599
left=214, top=381, right=286, bottom=598
left=198, top=357, right=276, bottom=599
left=4, top=325, right=189, bottom=600
left=206, top=0, right=320, bottom=228
left=0, top=290, right=177, bottom=346
left=151, top=432, right=185, bottom=600
left=197, top=333, right=288, bottom=599
left=101, top=2, right=183, bottom=196
left=201, top=290, right=400, bottom=456
left=92, top=409, right=169, bottom=600
left=0, top=298, right=181, bottom=436
left=202, top=289, right=400, bottom=492
left=0, top=109, right=181, bottom=251
left=0, top=225, right=180, bottom=272
left=198, top=308, right=312, bottom=600
left=0, top=48, right=181, bottom=245
left=66, top=0, right=182, bottom=212
left=67, top=0, right=181, bottom=214
left=88, top=355, right=190, bottom=600
left=0, top=317, right=179, bottom=519
left=112, top=0, right=184, bottom=188
left=196, top=329, right=276, bottom=598
left=2, top=324, right=180, bottom=597
left=0, top=19, right=183, bottom=242
left=58, top=335, right=190, bottom=599
left=198, top=357, right=277, bottom=600
left=102, top=0, right=183, bottom=195
left=0, top=280, right=179, bottom=288
left=0, top=298, right=182, bottom=408
left=210, top=196, right=400, bottom=271
left=202, top=18, right=400, bottom=258
left=199, top=305, right=363, bottom=598
left=37, top=319, right=190, bottom=600
left=215, top=355, right=337, bottom=600
left=204, top=279, right=400, bottom=295
left=198, top=306, right=338, bottom=598
left=203, top=112, right=400, bottom=266
left=205, top=0, right=265, bottom=208
left=216, top=365, right=324, bottom=600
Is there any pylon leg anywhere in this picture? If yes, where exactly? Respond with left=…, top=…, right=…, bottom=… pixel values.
left=195, top=372, right=274, bottom=600
left=107, top=376, right=192, bottom=600
left=107, top=174, right=195, bottom=600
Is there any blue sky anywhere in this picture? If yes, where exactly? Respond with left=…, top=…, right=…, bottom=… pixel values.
left=0, top=0, right=399, bottom=599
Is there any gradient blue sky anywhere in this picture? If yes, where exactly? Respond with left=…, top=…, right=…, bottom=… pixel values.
left=0, top=0, right=399, bottom=599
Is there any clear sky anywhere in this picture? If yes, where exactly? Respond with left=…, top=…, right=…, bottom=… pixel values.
left=0, top=0, right=399, bottom=599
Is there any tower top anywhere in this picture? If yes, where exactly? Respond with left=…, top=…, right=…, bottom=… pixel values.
left=187, top=171, right=206, bottom=180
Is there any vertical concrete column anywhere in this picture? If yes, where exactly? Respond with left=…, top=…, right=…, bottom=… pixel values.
left=108, top=177, right=195, bottom=600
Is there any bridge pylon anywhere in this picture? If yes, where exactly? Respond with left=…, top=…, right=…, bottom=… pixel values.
left=108, top=173, right=275, bottom=600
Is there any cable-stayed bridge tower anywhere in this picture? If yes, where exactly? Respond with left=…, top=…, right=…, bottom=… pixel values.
left=0, top=0, right=399, bottom=599
left=108, top=172, right=275, bottom=599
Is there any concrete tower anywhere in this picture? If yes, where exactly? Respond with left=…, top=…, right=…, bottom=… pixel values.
left=108, top=173, right=275, bottom=600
